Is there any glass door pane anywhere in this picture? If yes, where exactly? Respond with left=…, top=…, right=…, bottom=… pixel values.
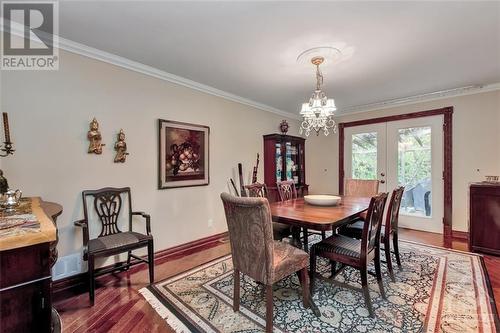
left=397, top=127, right=432, bottom=217
left=352, top=132, right=378, bottom=180
left=386, top=115, right=443, bottom=234
left=344, top=123, right=387, bottom=193
left=275, top=143, right=282, bottom=181
left=285, top=142, right=299, bottom=183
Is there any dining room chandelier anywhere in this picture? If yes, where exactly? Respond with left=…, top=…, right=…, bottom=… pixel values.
left=299, top=56, right=337, bottom=136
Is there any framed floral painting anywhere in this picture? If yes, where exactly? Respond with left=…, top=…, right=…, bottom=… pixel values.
left=158, top=119, right=209, bottom=189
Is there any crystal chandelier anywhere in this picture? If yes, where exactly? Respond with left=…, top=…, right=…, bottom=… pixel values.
left=299, top=56, right=337, bottom=136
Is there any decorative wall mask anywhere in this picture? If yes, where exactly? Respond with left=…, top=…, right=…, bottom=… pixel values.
left=87, top=118, right=105, bottom=154
left=114, top=129, right=129, bottom=163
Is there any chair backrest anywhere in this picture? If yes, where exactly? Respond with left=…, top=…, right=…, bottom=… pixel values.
left=244, top=182, right=268, bottom=198
left=82, top=187, right=132, bottom=238
left=345, top=179, right=379, bottom=197
left=276, top=180, right=298, bottom=202
left=220, top=192, right=274, bottom=284
left=384, top=186, right=405, bottom=237
left=361, top=192, right=388, bottom=257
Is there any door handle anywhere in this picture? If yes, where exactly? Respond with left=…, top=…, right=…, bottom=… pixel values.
left=380, top=180, right=386, bottom=184
left=380, top=172, right=385, bottom=177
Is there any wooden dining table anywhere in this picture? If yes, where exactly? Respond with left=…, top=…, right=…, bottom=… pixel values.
left=269, top=196, right=371, bottom=250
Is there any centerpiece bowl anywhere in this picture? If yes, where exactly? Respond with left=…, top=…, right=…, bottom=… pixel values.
left=304, top=195, right=341, bottom=206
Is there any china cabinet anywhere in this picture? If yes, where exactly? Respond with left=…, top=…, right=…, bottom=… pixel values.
left=263, top=134, right=308, bottom=202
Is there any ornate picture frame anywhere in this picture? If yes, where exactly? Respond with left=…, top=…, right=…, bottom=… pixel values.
left=158, top=119, right=210, bottom=189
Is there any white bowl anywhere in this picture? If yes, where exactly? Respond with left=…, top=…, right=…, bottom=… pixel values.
left=304, top=195, right=341, bottom=206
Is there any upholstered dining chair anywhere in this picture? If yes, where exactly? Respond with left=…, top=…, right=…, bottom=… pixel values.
left=277, top=180, right=326, bottom=248
left=344, top=179, right=380, bottom=197
left=220, top=193, right=311, bottom=333
left=340, top=186, right=405, bottom=281
left=244, top=182, right=292, bottom=241
left=74, top=187, right=154, bottom=305
left=310, top=192, right=388, bottom=318
left=344, top=179, right=380, bottom=222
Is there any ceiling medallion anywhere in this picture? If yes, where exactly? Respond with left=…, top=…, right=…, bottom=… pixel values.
left=299, top=54, right=337, bottom=137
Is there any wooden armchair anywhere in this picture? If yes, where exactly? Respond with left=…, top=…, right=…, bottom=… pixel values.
left=220, top=193, right=313, bottom=332
left=276, top=180, right=297, bottom=201
left=277, top=180, right=326, bottom=249
left=244, top=182, right=268, bottom=198
left=74, top=187, right=154, bottom=305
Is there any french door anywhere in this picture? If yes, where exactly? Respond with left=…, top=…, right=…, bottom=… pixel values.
left=344, top=116, right=444, bottom=233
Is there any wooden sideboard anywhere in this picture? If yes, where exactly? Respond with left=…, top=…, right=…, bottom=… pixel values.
left=0, top=197, right=62, bottom=333
left=469, top=183, right=500, bottom=255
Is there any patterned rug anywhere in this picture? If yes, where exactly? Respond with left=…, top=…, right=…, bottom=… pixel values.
left=140, top=240, right=498, bottom=333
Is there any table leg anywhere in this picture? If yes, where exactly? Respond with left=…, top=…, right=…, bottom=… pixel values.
left=302, top=227, right=309, bottom=252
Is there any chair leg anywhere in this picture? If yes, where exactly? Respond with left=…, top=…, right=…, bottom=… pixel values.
left=233, top=269, right=240, bottom=312
left=393, top=233, right=402, bottom=267
left=298, top=268, right=310, bottom=308
left=330, top=260, right=338, bottom=277
left=88, top=255, right=95, bottom=306
left=265, top=284, right=273, bottom=333
left=374, top=249, right=386, bottom=299
left=384, top=238, right=395, bottom=282
left=321, top=231, right=326, bottom=240
left=309, top=247, right=317, bottom=294
left=302, top=227, right=309, bottom=252
left=360, top=267, right=374, bottom=318
left=124, top=251, right=132, bottom=271
left=291, top=227, right=302, bottom=249
left=148, top=241, right=155, bottom=284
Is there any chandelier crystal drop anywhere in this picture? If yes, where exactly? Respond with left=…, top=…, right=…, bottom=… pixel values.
left=299, top=56, right=337, bottom=136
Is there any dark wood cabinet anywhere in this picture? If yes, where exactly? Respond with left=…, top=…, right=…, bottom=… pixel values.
left=469, top=183, right=500, bottom=255
left=263, top=134, right=308, bottom=202
left=0, top=244, right=53, bottom=333
left=0, top=198, right=62, bottom=333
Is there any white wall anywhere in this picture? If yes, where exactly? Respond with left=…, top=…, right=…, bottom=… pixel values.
left=306, top=90, right=500, bottom=232
left=1, top=49, right=299, bottom=276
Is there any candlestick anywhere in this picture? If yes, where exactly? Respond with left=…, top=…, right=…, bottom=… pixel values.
left=2, top=113, right=10, bottom=143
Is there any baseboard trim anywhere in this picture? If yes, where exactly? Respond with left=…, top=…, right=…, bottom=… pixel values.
left=451, top=230, right=469, bottom=241
left=52, top=231, right=229, bottom=299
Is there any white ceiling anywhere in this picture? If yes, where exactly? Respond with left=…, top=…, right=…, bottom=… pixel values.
left=57, top=1, right=500, bottom=115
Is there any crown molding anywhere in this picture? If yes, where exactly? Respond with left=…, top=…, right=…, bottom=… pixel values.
left=335, top=83, right=500, bottom=117
left=1, top=21, right=299, bottom=120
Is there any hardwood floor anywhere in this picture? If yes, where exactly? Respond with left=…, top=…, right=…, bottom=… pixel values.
left=54, top=229, right=500, bottom=333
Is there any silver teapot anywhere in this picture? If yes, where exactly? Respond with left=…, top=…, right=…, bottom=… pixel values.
left=1, top=189, right=22, bottom=212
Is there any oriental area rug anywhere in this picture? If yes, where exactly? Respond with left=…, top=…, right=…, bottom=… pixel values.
left=140, top=240, right=498, bottom=333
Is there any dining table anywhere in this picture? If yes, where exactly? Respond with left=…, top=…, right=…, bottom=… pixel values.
left=269, top=195, right=371, bottom=250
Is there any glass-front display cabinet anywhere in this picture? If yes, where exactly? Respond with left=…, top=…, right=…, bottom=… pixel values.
left=263, top=134, right=308, bottom=202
